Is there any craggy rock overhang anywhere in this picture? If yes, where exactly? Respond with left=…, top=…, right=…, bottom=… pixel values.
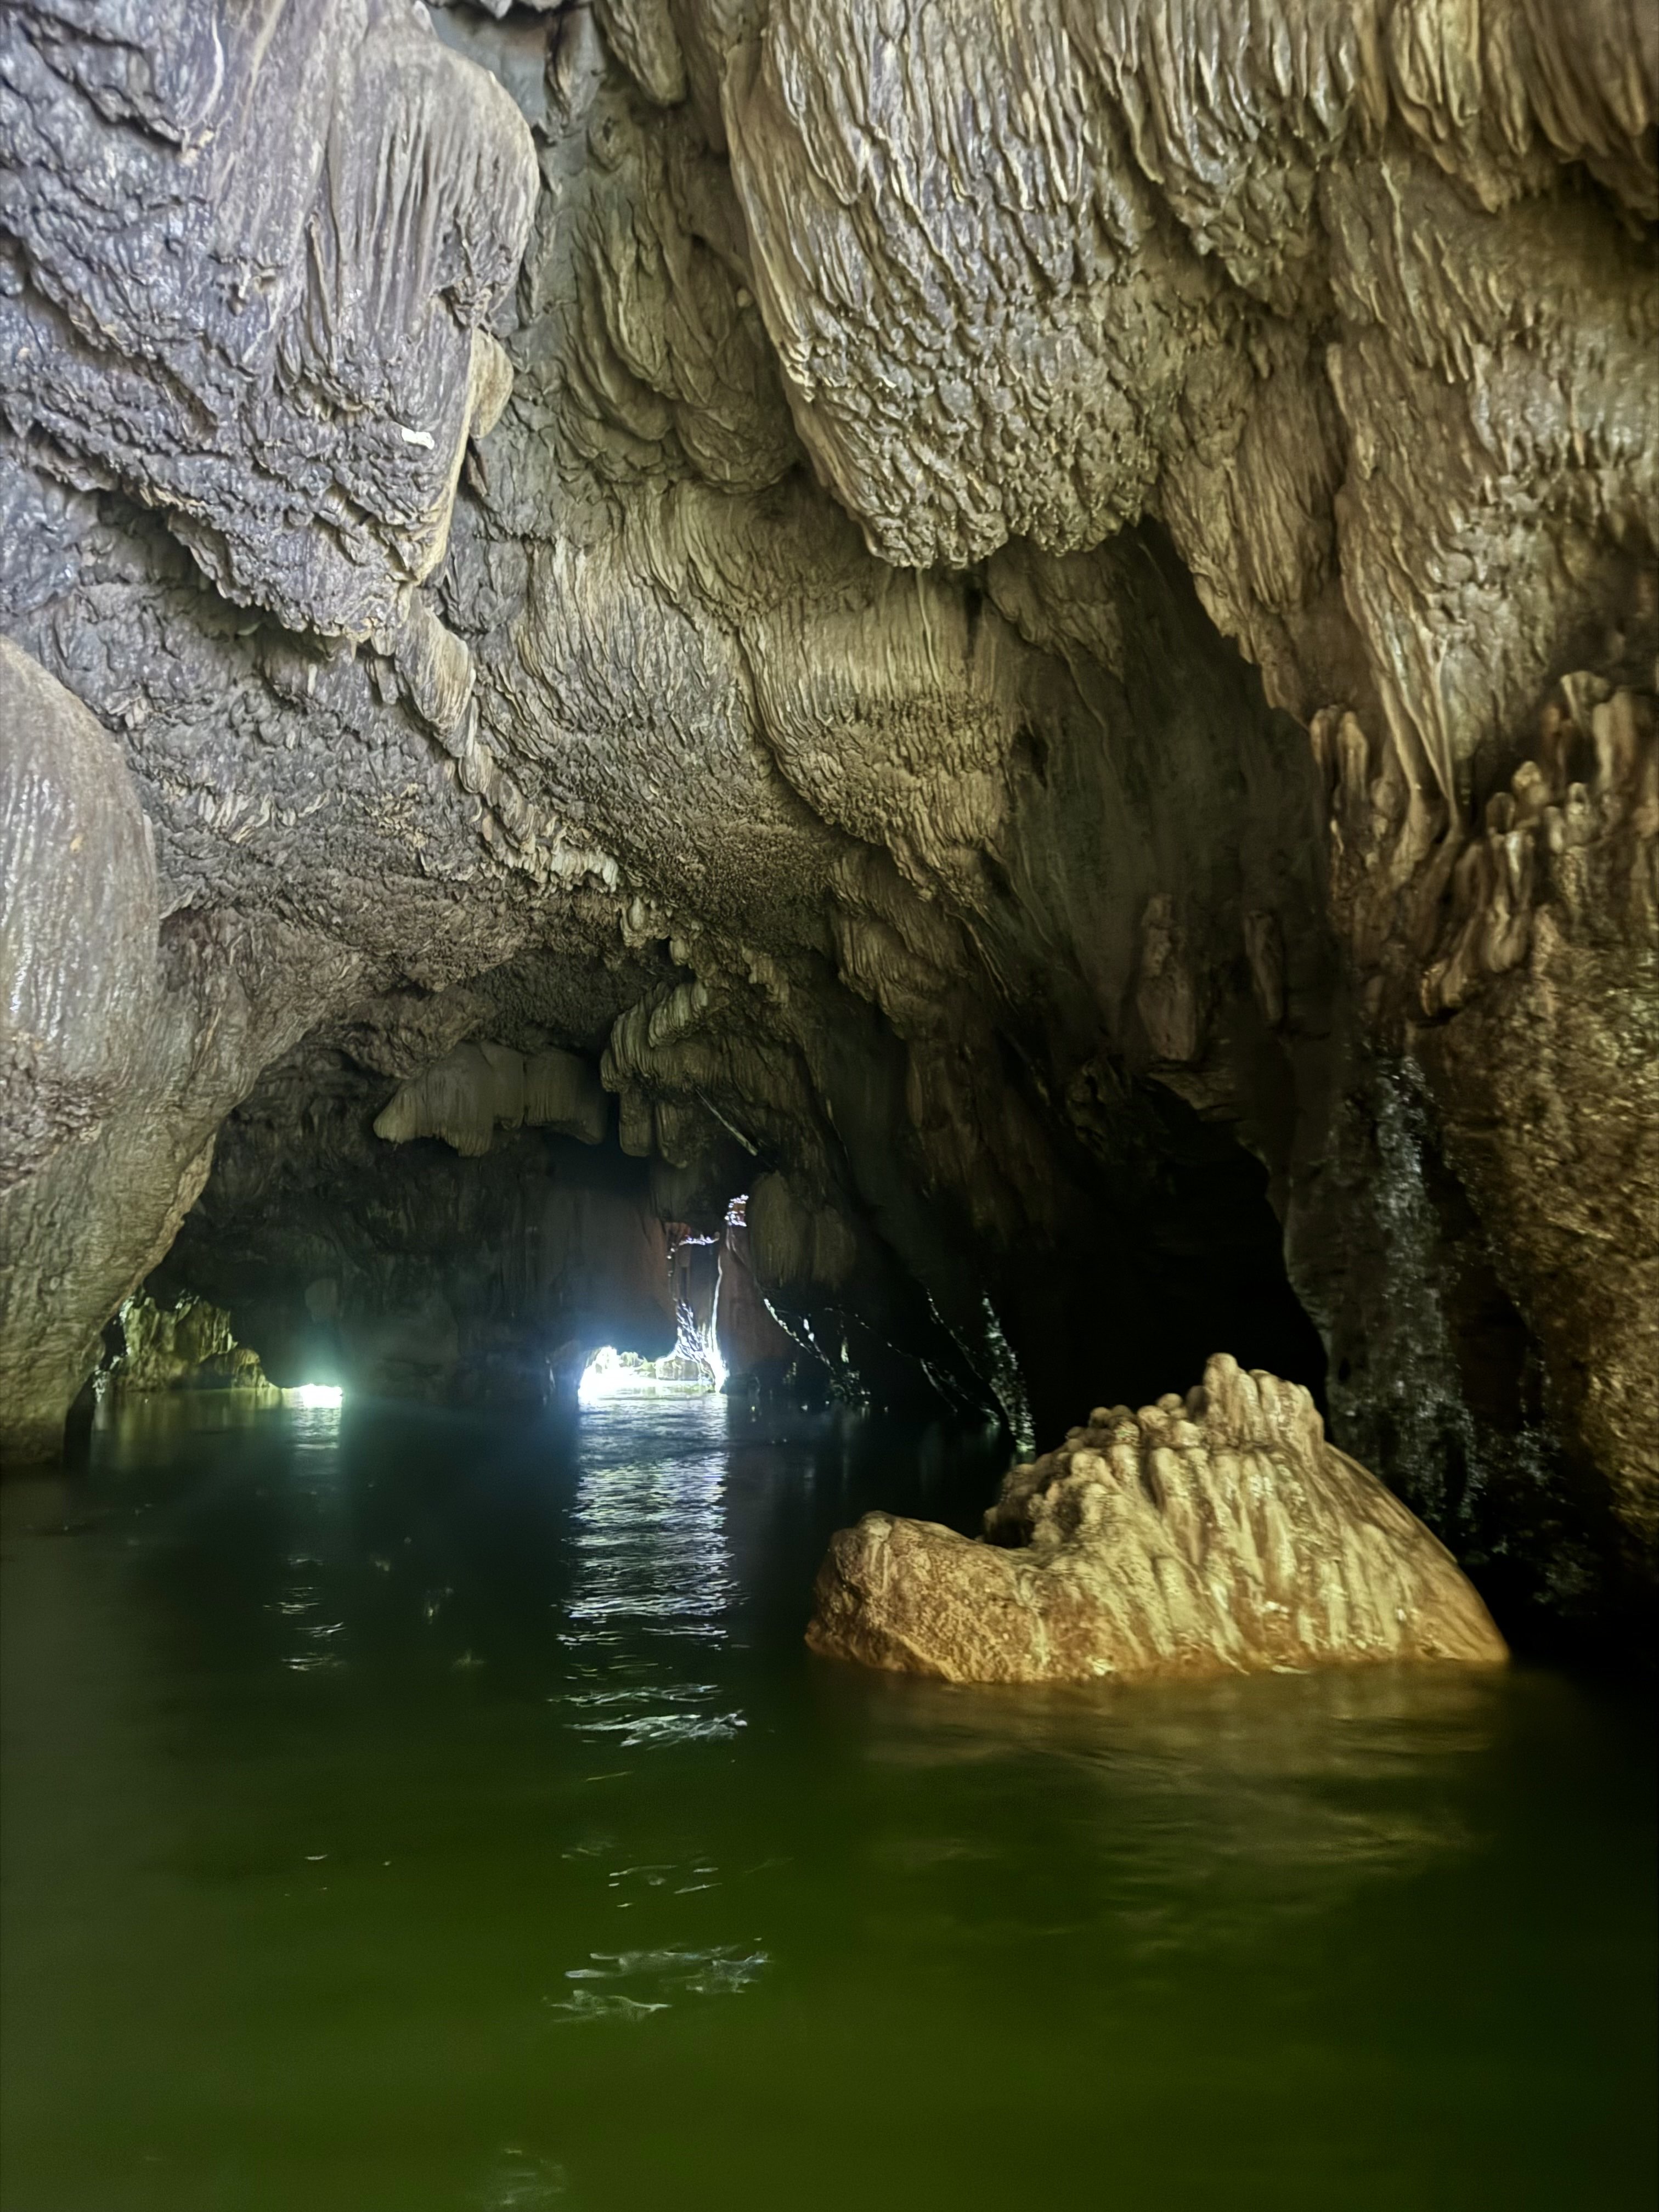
left=1, top=1, right=1654, bottom=1647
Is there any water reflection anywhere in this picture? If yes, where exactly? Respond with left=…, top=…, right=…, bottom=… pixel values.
left=3, top=1391, right=1649, bottom=2210
left=472, top=2149, right=569, bottom=2209
left=557, top=1401, right=743, bottom=1752
left=842, top=1654, right=1504, bottom=1776
left=565, top=1417, right=735, bottom=1633
left=268, top=1403, right=351, bottom=1671
left=90, top=1389, right=277, bottom=1444
left=549, top=1941, right=769, bottom=2019
left=820, top=1660, right=1506, bottom=1949
left=540, top=1400, right=772, bottom=2030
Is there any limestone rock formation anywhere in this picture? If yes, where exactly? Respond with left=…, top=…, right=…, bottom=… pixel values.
left=373, top=1039, right=609, bottom=1154
left=1, top=634, right=160, bottom=1192
left=105, top=1291, right=268, bottom=1396
left=711, top=1197, right=804, bottom=1397
left=0, top=0, right=535, bottom=657
left=807, top=1357, right=1508, bottom=1683
left=0, top=1, right=1652, bottom=1647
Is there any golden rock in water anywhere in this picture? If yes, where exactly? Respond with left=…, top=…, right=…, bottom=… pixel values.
left=807, top=1356, right=1508, bottom=1684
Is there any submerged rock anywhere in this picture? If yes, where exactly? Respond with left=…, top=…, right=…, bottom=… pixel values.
left=806, top=1357, right=1507, bottom=1684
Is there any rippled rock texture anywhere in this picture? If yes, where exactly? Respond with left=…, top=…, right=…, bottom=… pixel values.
left=808, top=1357, right=1508, bottom=1682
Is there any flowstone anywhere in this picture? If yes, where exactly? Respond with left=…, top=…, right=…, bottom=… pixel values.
left=807, top=1356, right=1507, bottom=1683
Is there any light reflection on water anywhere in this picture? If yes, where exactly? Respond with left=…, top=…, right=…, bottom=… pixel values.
left=558, top=1404, right=744, bottom=1757
left=549, top=1941, right=769, bottom=2020
left=549, top=1403, right=761, bottom=2022
left=271, top=1402, right=350, bottom=1671
left=565, top=1417, right=736, bottom=1629
left=0, top=1391, right=1652, bottom=2212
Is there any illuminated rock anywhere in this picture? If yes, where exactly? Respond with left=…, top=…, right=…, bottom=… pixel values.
left=808, top=1356, right=1508, bottom=1683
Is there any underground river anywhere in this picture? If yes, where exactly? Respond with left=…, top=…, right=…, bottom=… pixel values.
left=2, top=1392, right=1654, bottom=2212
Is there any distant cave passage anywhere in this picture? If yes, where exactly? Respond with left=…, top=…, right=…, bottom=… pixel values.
left=114, top=1039, right=1328, bottom=1452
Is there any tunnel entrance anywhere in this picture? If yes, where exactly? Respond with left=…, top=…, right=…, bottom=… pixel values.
left=577, top=1345, right=720, bottom=1403
left=283, top=1384, right=343, bottom=1410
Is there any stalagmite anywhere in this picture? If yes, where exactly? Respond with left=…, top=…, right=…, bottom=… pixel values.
left=807, top=1357, right=1508, bottom=1683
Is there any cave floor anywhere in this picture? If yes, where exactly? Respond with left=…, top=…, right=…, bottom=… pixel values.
left=2, top=1395, right=1653, bottom=2212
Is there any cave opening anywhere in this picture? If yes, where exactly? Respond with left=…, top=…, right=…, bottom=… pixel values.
left=577, top=1345, right=718, bottom=1402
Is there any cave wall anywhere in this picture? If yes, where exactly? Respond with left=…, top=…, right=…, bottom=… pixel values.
left=1, top=1, right=1654, bottom=1635
left=105, top=1291, right=271, bottom=1397
left=0, top=635, right=357, bottom=1455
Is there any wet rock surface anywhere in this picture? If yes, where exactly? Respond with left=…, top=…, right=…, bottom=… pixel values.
left=808, top=1357, right=1508, bottom=1683
left=103, top=1291, right=269, bottom=1396
left=1, top=2, right=1654, bottom=1649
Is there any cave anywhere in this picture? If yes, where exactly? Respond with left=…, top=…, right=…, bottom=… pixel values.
left=1, top=3, right=1655, bottom=2205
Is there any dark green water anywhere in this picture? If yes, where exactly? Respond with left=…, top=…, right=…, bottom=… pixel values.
left=2, top=1393, right=1654, bottom=2212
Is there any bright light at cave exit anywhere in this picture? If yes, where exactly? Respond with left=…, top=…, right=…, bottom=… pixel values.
left=579, top=1348, right=633, bottom=1404
left=285, top=1384, right=343, bottom=1409
left=578, top=1345, right=725, bottom=1403
left=578, top=1348, right=620, bottom=1404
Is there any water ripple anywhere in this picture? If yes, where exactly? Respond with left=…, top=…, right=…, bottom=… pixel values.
left=565, top=1453, right=736, bottom=1634
left=559, top=1441, right=743, bottom=1748
left=546, top=1942, right=768, bottom=2022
